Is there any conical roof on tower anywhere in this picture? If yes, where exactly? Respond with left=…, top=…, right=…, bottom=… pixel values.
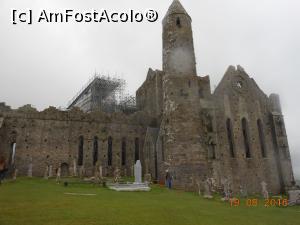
left=163, top=0, right=191, bottom=22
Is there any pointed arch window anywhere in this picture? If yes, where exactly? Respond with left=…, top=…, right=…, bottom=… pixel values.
left=135, top=138, right=140, bottom=162
left=208, top=137, right=216, bottom=160
left=176, top=17, right=181, bottom=28
left=206, top=114, right=214, bottom=132
left=242, top=118, right=251, bottom=158
left=226, top=119, right=235, bottom=158
left=257, top=119, right=266, bottom=158
left=108, top=136, right=113, bottom=166
left=78, top=136, right=84, bottom=166
left=121, top=138, right=126, bottom=166
left=93, top=137, right=99, bottom=166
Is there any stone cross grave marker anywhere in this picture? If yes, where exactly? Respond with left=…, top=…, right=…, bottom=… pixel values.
left=134, top=160, right=142, bottom=184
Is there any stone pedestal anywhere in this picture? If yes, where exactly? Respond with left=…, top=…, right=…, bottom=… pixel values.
left=108, top=159, right=151, bottom=192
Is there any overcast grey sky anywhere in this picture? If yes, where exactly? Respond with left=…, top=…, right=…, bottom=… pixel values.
left=0, top=0, right=299, bottom=178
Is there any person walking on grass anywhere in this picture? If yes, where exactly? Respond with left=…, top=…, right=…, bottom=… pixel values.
left=165, top=169, right=173, bottom=189
left=0, top=156, right=8, bottom=185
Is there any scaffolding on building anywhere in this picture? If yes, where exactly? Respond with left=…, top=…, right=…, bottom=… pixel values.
left=67, top=73, right=137, bottom=113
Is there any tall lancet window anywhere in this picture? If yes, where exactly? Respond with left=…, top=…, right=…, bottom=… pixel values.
left=78, top=136, right=84, bottom=166
left=121, top=138, right=126, bottom=166
left=93, top=137, right=98, bottom=166
left=226, top=119, right=235, bottom=158
left=176, top=17, right=181, bottom=28
left=257, top=119, right=266, bottom=158
left=107, top=137, right=113, bottom=166
left=242, top=118, right=251, bottom=158
left=135, top=138, right=140, bottom=162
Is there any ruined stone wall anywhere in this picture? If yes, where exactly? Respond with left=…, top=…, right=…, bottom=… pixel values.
left=0, top=117, right=7, bottom=159
left=0, top=107, right=149, bottom=178
left=0, top=103, right=11, bottom=112
left=213, top=65, right=294, bottom=194
left=136, top=69, right=164, bottom=122
left=0, top=1, right=295, bottom=195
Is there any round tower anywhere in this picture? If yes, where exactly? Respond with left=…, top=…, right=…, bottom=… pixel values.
left=159, top=1, right=209, bottom=190
left=162, top=0, right=197, bottom=76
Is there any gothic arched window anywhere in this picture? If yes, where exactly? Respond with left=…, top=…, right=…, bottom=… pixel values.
left=121, top=138, right=126, bottom=166
left=242, top=118, right=251, bottom=158
left=226, top=119, right=235, bottom=158
left=257, top=119, right=266, bottom=158
left=135, top=138, right=140, bottom=162
left=108, top=136, right=113, bottom=166
left=78, top=136, right=84, bottom=166
left=93, top=136, right=98, bottom=166
left=176, top=17, right=181, bottom=28
left=208, top=136, right=216, bottom=160
left=206, top=114, right=214, bottom=132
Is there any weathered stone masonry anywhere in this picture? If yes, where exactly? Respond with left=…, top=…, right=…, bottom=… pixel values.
left=0, top=107, right=150, bottom=177
left=0, top=0, right=295, bottom=195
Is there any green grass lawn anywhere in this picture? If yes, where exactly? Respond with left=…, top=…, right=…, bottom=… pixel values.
left=0, top=178, right=299, bottom=225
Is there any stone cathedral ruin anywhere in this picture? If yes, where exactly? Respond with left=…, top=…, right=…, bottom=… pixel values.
left=0, top=0, right=296, bottom=194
